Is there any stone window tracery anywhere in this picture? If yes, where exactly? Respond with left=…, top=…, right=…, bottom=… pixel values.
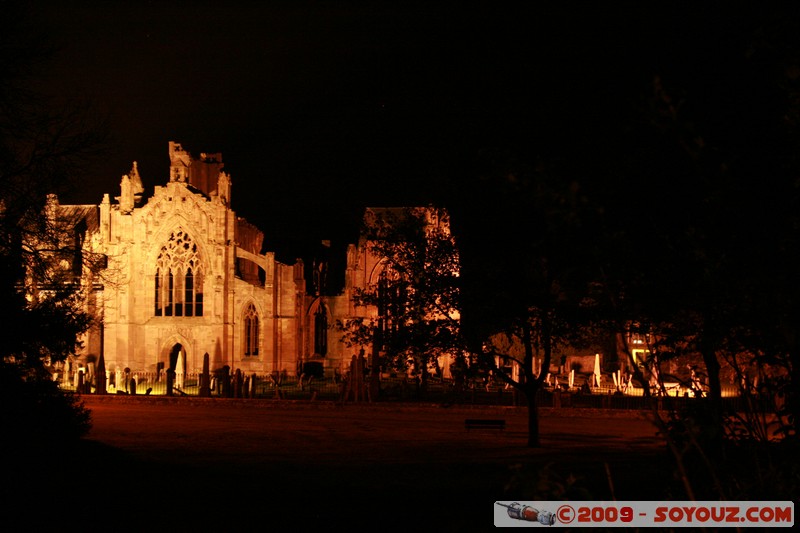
left=243, top=303, right=259, bottom=356
left=154, top=229, right=204, bottom=317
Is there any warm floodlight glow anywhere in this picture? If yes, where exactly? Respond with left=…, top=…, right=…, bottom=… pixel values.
left=631, top=349, right=649, bottom=365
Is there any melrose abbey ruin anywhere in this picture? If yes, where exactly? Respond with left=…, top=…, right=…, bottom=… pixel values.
left=54, top=142, right=389, bottom=384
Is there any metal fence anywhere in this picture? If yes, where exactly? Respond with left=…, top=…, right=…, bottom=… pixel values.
left=61, top=370, right=344, bottom=400
left=59, top=371, right=753, bottom=411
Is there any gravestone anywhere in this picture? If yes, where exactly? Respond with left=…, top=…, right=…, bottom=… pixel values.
left=199, top=352, right=211, bottom=397
left=166, top=368, right=175, bottom=396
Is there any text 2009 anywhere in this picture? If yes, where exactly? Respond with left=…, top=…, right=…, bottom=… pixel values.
left=577, top=506, right=634, bottom=523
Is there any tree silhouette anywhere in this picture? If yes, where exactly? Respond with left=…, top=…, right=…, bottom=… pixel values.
left=338, top=207, right=462, bottom=391
left=1, top=3, right=104, bottom=451
left=455, top=157, right=603, bottom=447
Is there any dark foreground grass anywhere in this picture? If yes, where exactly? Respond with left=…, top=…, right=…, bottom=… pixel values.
left=7, top=399, right=795, bottom=531
left=6, top=436, right=669, bottom=531
left=4, top=398, right=676, bottom=531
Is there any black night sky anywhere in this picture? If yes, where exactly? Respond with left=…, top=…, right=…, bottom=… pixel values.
left=25, top=2, right=800, bottom=261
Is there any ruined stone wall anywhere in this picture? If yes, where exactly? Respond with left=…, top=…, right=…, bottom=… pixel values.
left=70, top=142, right=306, bottom=377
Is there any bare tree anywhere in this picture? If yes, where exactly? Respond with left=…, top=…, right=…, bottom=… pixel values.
left=1, top=3, right=105, bottom=448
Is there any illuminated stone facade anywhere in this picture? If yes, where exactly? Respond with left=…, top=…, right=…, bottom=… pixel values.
left=60, top=142, right=321, bottom=377
left=54, top=142, right=453, bottom=381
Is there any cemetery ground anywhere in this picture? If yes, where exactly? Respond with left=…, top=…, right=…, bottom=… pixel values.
left=10, top=397, right=671, bottom=531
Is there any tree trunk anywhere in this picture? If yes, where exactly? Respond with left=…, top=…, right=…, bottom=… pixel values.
left=420, top=359, right=429, bottom=396
left=700, top=345, right=722, bottom=407
left=526, top=383, right=540, bottom=447
left=788, top=346, right=800, bottom=439
left=699, top=337, right=722, bottom=424
left=523, top=320, right=543, bottom=447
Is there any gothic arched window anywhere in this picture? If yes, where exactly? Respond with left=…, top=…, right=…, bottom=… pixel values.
left=243, top=303, right=259, bottom=356
left=377, top=267, right=404, bottom=337
left=154, top=229, right=204, bottom=317
left=314, top=304, right=328, bottom=356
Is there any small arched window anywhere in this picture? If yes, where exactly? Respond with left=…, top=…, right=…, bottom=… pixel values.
left=243, top=303, right=259, bottom=356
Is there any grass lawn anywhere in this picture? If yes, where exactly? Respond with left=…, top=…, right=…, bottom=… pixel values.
left=8, top=397, right=669, bottom=531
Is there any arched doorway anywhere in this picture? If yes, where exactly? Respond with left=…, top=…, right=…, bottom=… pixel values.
left=167, top=343, right=187, bottom=390
left=169, top=343, right=184, bottom=371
